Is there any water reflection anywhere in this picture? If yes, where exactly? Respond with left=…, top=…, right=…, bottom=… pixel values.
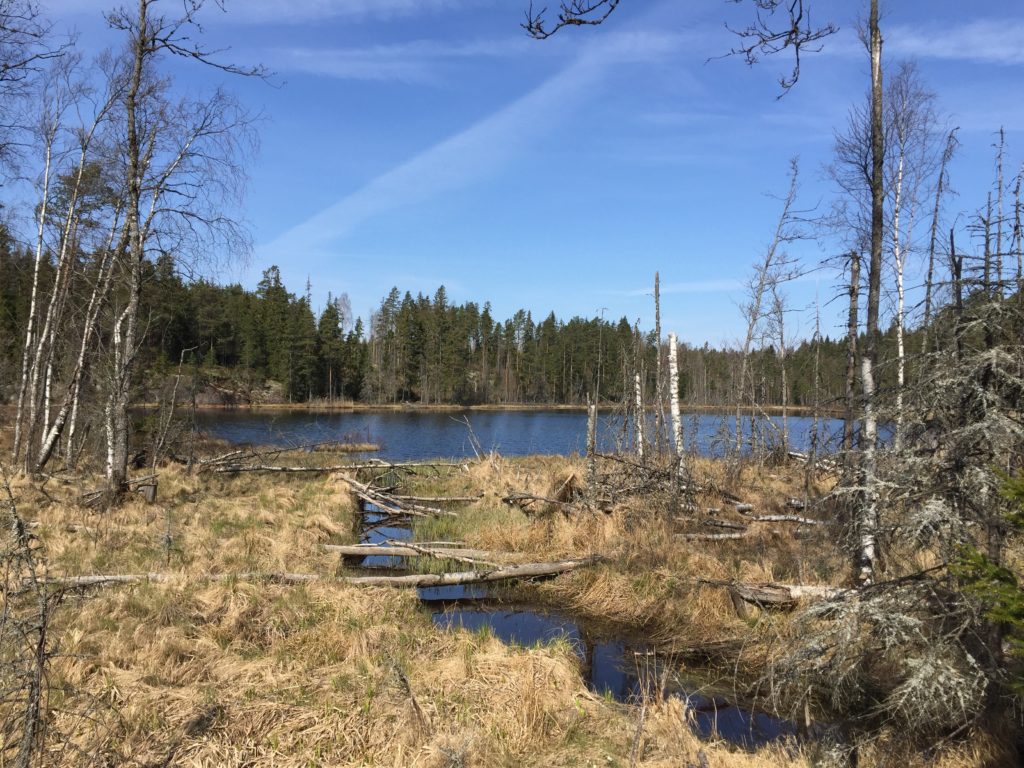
left=430, top=605, right=798, bottom=750
left=195, top=408, right=845, bottom=460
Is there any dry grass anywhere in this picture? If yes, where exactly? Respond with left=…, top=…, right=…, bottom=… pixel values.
left=0, top=455, right=816, bottom=767
left=3, top=447, right=1006, bottom=766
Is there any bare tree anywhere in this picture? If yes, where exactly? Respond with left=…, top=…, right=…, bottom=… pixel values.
left=524, top=0, right=836, bottom=93
left=884, top=61, right=939, bottom=448
left=735, top=158, right=801, bottom=454
left=921, top=127, right=958, bottom=352
left=101, top=0, right=260, bottom=493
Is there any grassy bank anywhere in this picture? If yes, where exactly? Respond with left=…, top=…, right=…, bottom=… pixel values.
left=1, top=449, right=1005, bottom=766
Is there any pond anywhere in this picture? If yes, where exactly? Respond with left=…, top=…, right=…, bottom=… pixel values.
left=195, top=408, right=845, bottom=460
left=351, top=502, right=800, bottom=751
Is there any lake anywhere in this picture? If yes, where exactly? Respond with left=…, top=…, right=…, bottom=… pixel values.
left=194, top=408, right=846, bottom=460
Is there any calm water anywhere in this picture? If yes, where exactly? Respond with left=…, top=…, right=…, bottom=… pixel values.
left=196, top=408, right=844, bottom=460
left=350, top=502, right=798, bottom=749
left=431, top=606, right=797, bottom=749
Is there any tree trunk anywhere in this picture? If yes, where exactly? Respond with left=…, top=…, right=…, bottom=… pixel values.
left=668, top=333, right=686, bottom=488
left=923, top=129, right=957, bottom=352
left=105, top=0, right=147, bottom=493
left=12, top=125, right=55, bottom=465
left=892, top=151, right=906, bottom=449
left=634, top=371, right=644, bottom=461
left=843, top=252, right=860, bottom=452
left=857, top=0, right=884, bottom=586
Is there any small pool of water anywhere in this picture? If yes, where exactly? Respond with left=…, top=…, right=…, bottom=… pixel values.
left=358, top=510, right=412, bottom=568
left=350, top=502, right=798, bottom=750
left=431, top=604, right=797, bottom=750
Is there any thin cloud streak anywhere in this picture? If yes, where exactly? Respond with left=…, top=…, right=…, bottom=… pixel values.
left=258, top=30, right=689, bottom=263
left=888, top=19, right=1024, bottom=66
left=824, top=19, right=1024, bottom=66
left=272, top=37, right=540, bottom=83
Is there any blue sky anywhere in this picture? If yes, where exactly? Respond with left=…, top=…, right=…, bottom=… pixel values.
left=42, top=0, right=1024, bottom=346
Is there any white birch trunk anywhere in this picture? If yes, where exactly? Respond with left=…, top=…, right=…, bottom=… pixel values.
left=12, top=131, right=54, bottom=464
left=668, top=333, right=685, bottom=485
left=634, top=372, right=644, bottom=461
left=892, top=153, right=906, bottom=448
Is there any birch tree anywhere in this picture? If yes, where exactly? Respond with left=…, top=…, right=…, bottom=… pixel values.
left=100, top=0, right=259, bottom=493
left=884, top=62, right=938, bottom=448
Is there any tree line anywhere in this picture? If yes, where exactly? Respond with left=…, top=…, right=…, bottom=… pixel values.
left=2, top=247, right=886, bottom=411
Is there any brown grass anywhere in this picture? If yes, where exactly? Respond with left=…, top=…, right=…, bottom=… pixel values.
left=2, top=447, right=1003, bottom=766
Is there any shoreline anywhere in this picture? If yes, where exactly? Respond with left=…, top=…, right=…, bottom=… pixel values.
left=131, top=401, right=845, bottom=417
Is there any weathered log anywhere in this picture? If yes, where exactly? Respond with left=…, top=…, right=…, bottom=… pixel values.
left=678, top=532, right=748, bottom=541
left=342, top=556, right=603, bottom=587
left=386, top=540, right=500, bottom=567
left=391, top=492, right=483, bottom=504
left=37, top=558, right=603, bottom=591
left=214, top=459, right=463, bottom=475
left=324, top=543, right=498, bottom=562
left=339, top=474, right=458, bottom=518
left=742, top=513, right=825, bottom=526
left=699, top=578, right=848, bottom=610
left=736, top=506, right=826, bottom=525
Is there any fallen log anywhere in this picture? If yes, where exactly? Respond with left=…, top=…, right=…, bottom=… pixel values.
left=324, top=543, right=499, bottom=563
left=678, top=532, right=747, bottom=541
left=214, top=460, right=464, bottom=475
left=342, top=556, right=603, bottom=587
left=339, top=474, right=457, bottom=518
left=387, top=540, right=500, bottom=567
left=36, top=558, right=603, bottom=591
left=391, top=492, right=483, bottom=505
left=698, top=578, right=848, bottom=610
left=737, top=509, right=826, bottom=526
left=746, top=513, right=825, bottom=526
left=214, top=463, right=355, bottom=474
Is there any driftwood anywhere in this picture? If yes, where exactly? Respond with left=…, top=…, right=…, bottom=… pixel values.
left=36, top=557, right=603, bottom=591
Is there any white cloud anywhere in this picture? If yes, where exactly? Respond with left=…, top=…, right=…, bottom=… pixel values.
left=823, top=18, right=1024, bottom=66
left=45, top=0, right=486, bottom=25
left=887, top=19, right=1024, bottom=66
left=272, top=37, right=538, bottom=83
left=258, top=29, right=688, bottom=262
